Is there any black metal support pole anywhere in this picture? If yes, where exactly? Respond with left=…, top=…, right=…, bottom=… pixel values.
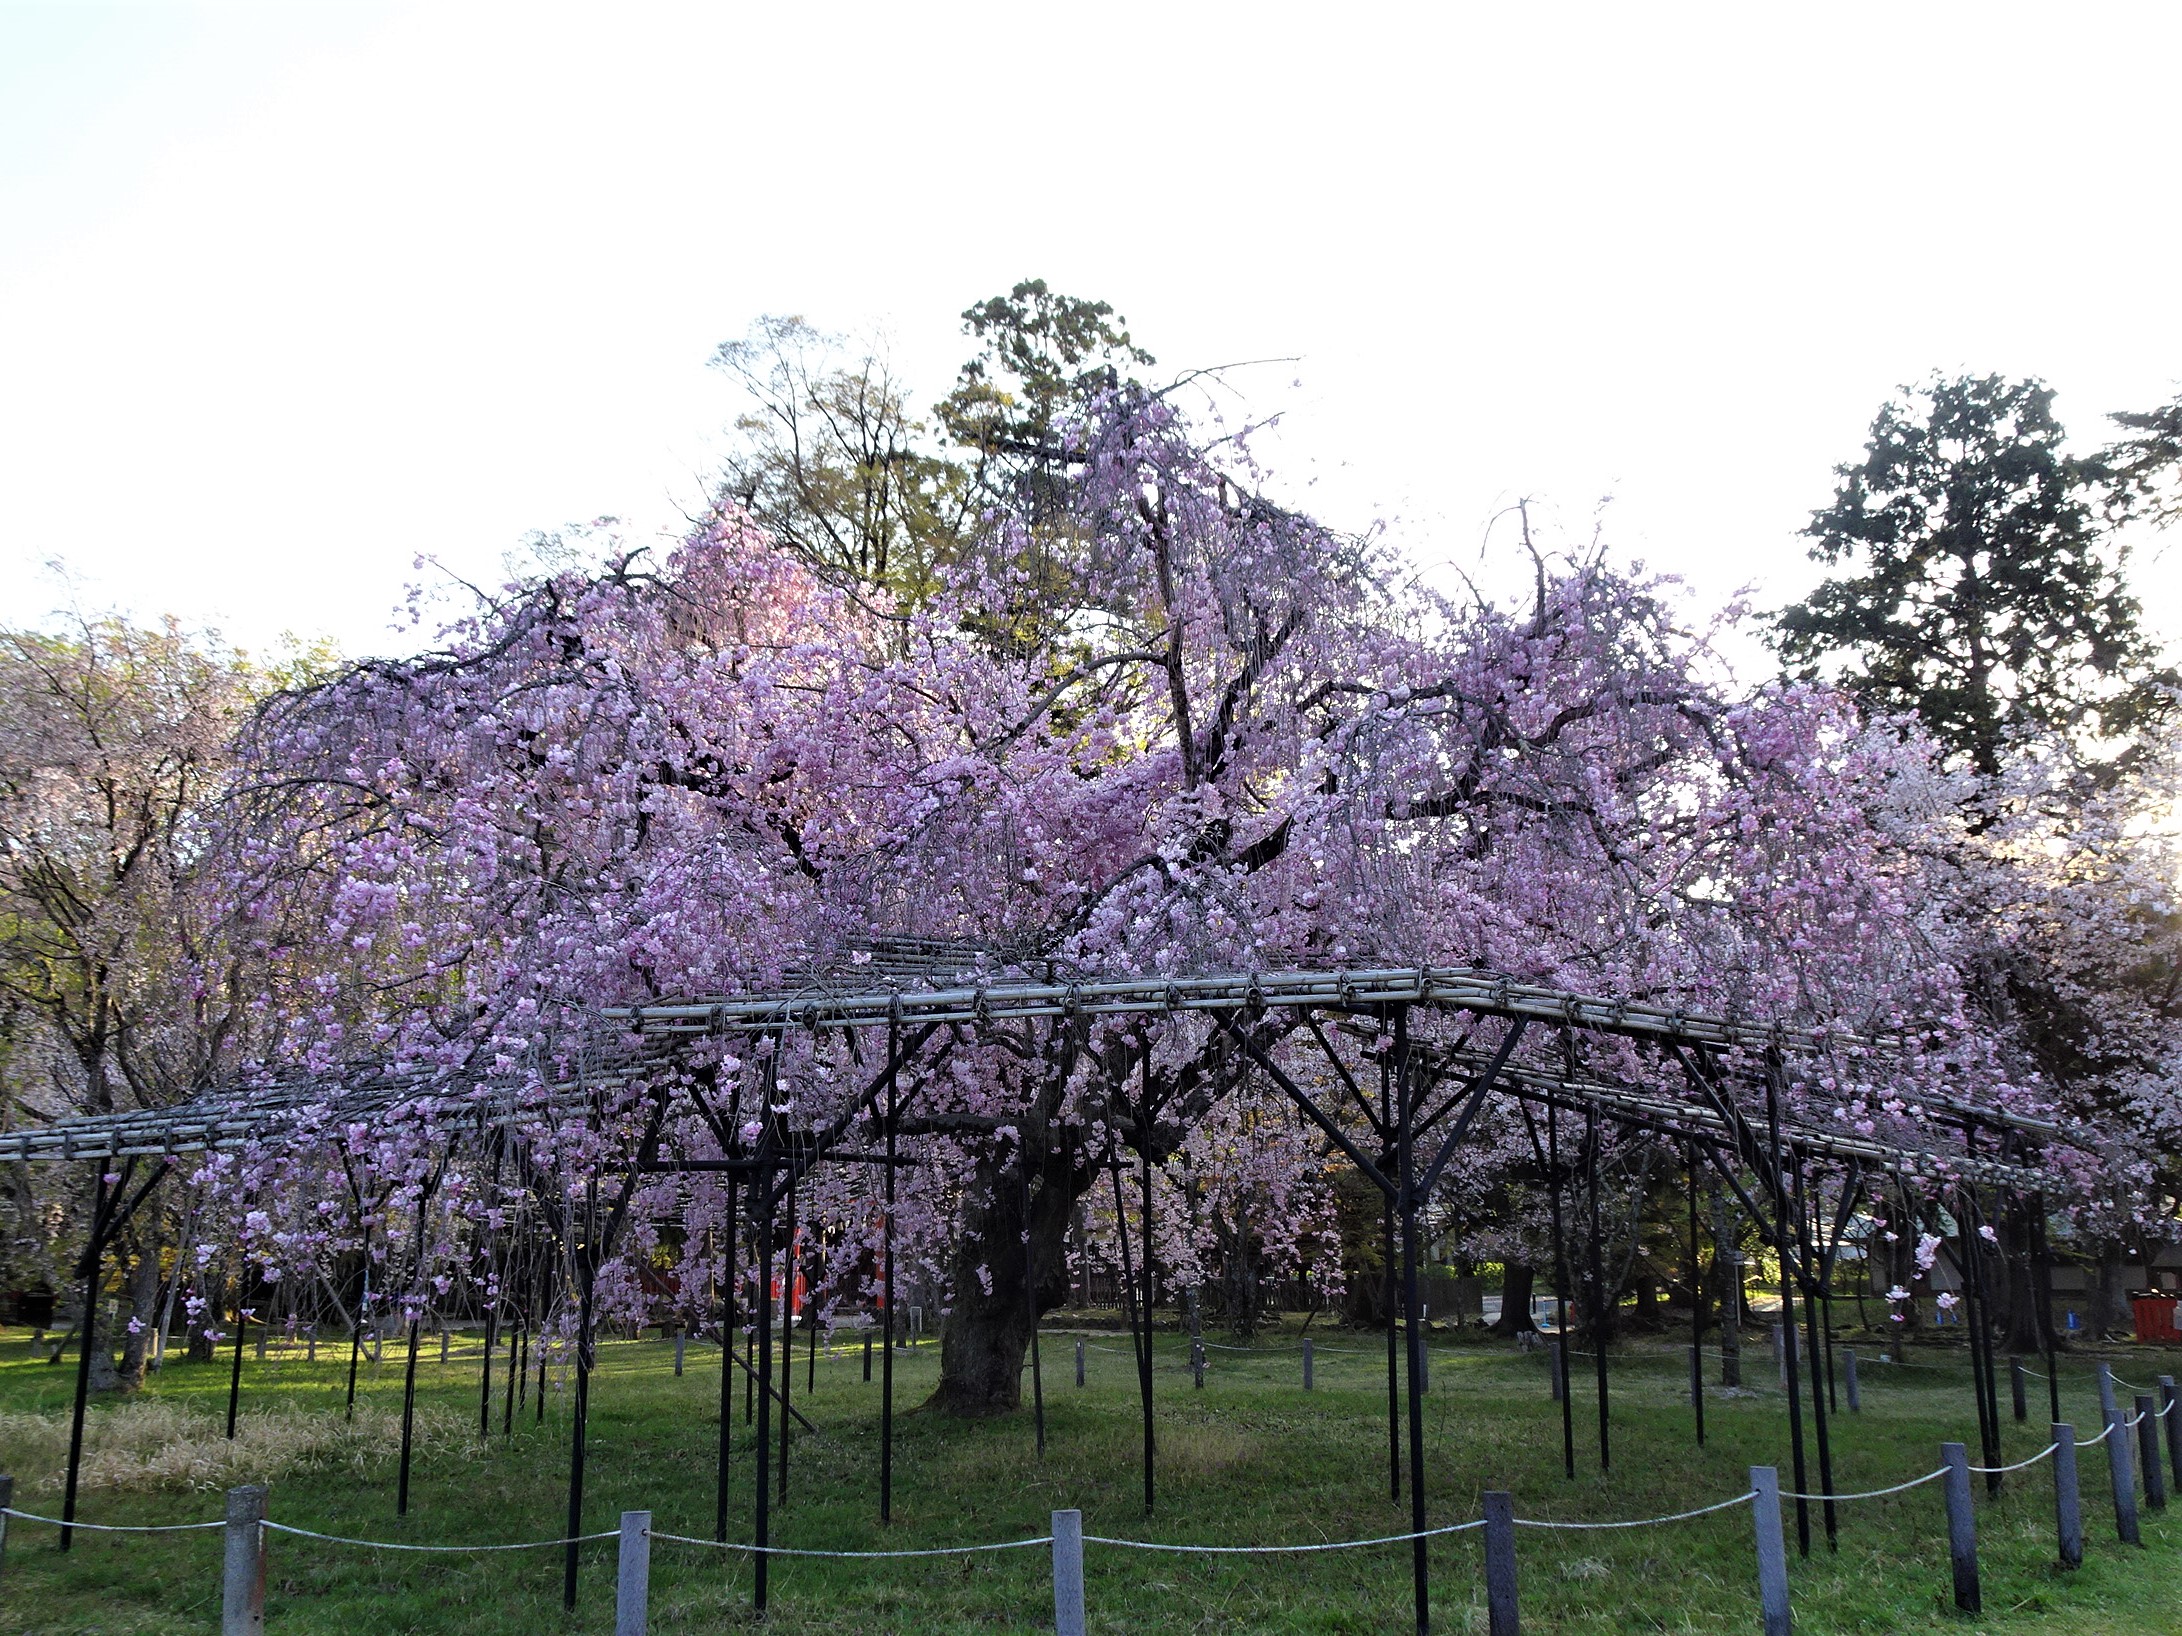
left=1766, top=1069, right=1811, bottom=1559
left=1548, top=1095, right=1575, bottom=1479
left=1395, top=1010, right=1431, bottom=1636
left=1383, top=1173, right=1402, bottom=1502
left=1021, top=1154, right=1046, bottom=1456
left=563, top=1177, right=596, bottom=1613
left=1792, top=1159, right=1836, bottom=1552
left=478, top=1288, right=497, bottom=1442
left=778, top=1162, right=797, bottom=1504
left=1585, top=1108, right=1609, bottom=1474
left=753, top=1161, right=775, bottom=1613
left=60, top=1167, right=110, bottom=1553
left=1139, top=1115, right=1158, bottom=1516
left=1107, top=1124, right=1152, bottom=1517
left=397, top=1314, right=421, bottom=1514
left=2033, top=1197, right=2062, bottom=1426
left=717, top=1176, right=738, bottom=1544
left=881, top=1017, right=898, bottom=1524
left=1688, top=1141, right=1706, bottom=1447
left=226, top=1301, right=247, bottom=1440
left=345, top=1258, right=366, bottom=1423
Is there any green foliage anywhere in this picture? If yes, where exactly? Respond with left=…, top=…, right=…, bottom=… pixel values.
left=2104, top=385, right=2182, bottom=530
left=1776, top=375, right=2163, bottom=773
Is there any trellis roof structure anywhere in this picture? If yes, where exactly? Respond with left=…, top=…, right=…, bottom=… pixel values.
left=4, top=962, right=2051, bottom=1170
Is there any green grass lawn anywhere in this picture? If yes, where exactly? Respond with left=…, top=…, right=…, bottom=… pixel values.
left=1, top=1321, right=2178, bottom=1633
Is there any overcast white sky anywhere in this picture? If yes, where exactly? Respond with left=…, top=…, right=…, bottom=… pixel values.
left=4, top=2, right=2179, bottom=676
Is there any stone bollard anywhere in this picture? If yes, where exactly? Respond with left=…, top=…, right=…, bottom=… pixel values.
left=2052, top=1423, right=2083, bottom=1569
left=2136, top=1396, right=2165, bottom=1509
left=1941, top=1442, right=1980, bottom=1613
left=615, top=1510, right=650, bottom=1636
left=1051, top=1509, right=1086, bottom=1636
left=222, top=1484, right=267, bottom=1636
left=1751, top=1466, right=1790, bottom=1636
left=2106, top=1406, right=2141, bottom=1545
left=1482, top=1490, right=1518, bottom=1636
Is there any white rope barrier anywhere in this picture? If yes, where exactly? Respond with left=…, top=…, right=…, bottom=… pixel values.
left=1084, top=1520, right=1485, bottom=1554
left=0, top=1506, right=225, bottom=1533
left=649, top=1529, right=1051, bottom=1558
left=1510, top=1493, right=1755, bottom=1529
left=262, top=1521, right=617, bottom=1551
left=1968, top=1442, right=2058, bottom=1476
left=2076, top=1427, right=2110, bottom=1448
left=1784, top=1468, right=1948, bottom=1502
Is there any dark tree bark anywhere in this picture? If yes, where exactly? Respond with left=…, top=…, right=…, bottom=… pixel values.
left=1489, top=1262, right=1537, bottom=1335
left=923, top=1145, right=1087, bottom=1416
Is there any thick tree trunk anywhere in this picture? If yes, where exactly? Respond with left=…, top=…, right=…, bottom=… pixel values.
left=1489, top=1262, right=1537, bottom=1335
left=115, top=1238, right=160, bottom=1391
left=924, top=1147, right=1088, bottom=1417
left=1712, top=1182, right=1742, bottom=1386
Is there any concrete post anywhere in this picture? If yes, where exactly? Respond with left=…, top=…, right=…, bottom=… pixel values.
left=615, top=1510, right=650, bottom=1636
left=2106, top=1408, right=2141, bottom=1545
left=1751, top=1465, right=1791, bottom=1636
left=2135, top=1397, right=2165, bottom=1509
left=1051, top=1508, right=1086, bottom=1636
left=1482, top=1490, right=1518, bottom=1636
left=2052, top=1424, right=2083, bottom=1569
left=2161, top=1376, right=2182, bottom=1494
left=1941, top=1442, right=1979, bottom=1613
left=221, top=1483, right=267, bottom=1636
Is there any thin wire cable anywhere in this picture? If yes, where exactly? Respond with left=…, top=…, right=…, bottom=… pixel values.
left=1511, top=1492, right=1755, bottom=1530
left=0, top=1507, right=224, bottom=1533
left=649, top=1529, right=1050, bottom=1558
left=262, top=1521, right=616, bottom=1552
left=1084, top=1520, right=1485, bottom=1554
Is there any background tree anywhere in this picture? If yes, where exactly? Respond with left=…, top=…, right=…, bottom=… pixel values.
left=2103, top=384, right=2182, bottom=529
left=1776, top=374, right=2162, bottom=774
left=0, top=615, right=306, bottom=1387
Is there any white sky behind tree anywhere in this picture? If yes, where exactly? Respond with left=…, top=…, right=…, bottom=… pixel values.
left=3, top=1, right=2179, bottom=678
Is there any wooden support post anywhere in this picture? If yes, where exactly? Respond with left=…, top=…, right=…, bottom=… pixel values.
left=221, top=1483, right=267, bottom=1636
left=1051, top=1508, right=1086, bottom=1636
left=2010, top=1357, right=2027, bottom=1423
left=1191, top=1337, right=1204, bottom=1389
left=1843, top=1350, right=1860, bottom=1413
left=1483, top=1490, right=1518, bottom=1636
left=1772, top=1321, right=1786, bottom=1387
left=2135, top=1397, right=2164, bottom=1509
left=2106, top=1407, right=2141, bottom=1545
left=306, top=1327, right=316, bottom=1365
left=615, top=1510, right=650, bottom=1636
left=256, top=1326, right=267, bottom=1363
left=0, top=1473, right=13, bottom=1588
left=1302, top=1338, right=1313, bottom=1391
left=1689, top=1345, right=1704, bottom=1434
left=1549, top=1338, right=1565, bottom=1403
left=1751, top=1466, right=1791, bottom=1636
left=1076, top=1338, right=1086, bottom=1388
left=439, top=1328, right=449, bottom=1366
left=2097, top=1362, right=2119, bottom=1427
left=1941, top=1442, right=1979, bottom=1613
left=863, top=1330, right=872, bottom=1383
left=2052, top=1423, right=2083, bottom=1569
left=674, top=1331, right=684, bottom=1378
left=397, top=1316, right=421, bottom=1516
